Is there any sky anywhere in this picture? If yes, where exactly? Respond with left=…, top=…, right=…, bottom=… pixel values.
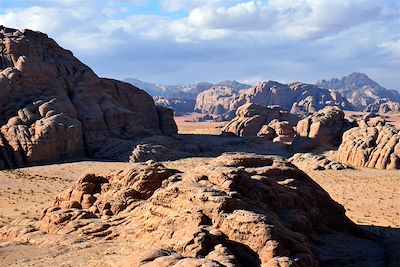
left=0, top=0, right=399, bottom=89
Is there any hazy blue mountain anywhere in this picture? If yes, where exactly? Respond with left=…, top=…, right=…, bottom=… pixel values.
left=316, top=72, right=400, bottom=109
left=123, top=78, right=250, bottom=99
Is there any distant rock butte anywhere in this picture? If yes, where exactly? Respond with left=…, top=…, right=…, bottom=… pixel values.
left=195, top=86, right=240, bottom=120
left=1, top=153, right=377, bottom=266
left=195, top=81, right=352, bottom=121
left=316, top=72, right=400, bottom=110
left=124, top=78, right=250, bottom=99
left=0, top=26, right=176, bottom=169
left=362, top=98, right=400, bottom=113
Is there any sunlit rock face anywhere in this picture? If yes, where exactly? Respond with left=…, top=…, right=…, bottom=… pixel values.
left=1, top=153, right=373, bottom=266
left=0, top=26, right=176, bottom=169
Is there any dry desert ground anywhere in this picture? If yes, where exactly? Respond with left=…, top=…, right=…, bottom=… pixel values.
left=0, top=112, right=399, bottom=266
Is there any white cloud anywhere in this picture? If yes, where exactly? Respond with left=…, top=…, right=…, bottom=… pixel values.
left=0, top=0, right=399, bottom=89
left=160, top=0, right=226, bottom=12
left=379, top=40, right=400, bottom=57
left=187, top=1, right=270, bottom=30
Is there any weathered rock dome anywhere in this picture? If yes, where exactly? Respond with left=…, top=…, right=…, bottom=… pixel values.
left=0, top=26, right=176, bottom=169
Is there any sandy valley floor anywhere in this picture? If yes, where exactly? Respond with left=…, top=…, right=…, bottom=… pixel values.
left=0, top=115, right=399, bottom=266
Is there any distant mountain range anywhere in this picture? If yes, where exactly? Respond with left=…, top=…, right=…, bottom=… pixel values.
left=316, top=72, right=400, bottom=109
left=123, top=78, right=251, bottom=99
left=125, top=73, right=399, bottom=117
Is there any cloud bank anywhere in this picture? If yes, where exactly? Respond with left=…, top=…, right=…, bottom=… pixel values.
left=0, top=0, right=399, bottom=89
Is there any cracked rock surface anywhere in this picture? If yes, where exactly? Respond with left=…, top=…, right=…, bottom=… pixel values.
left=1, top=152, right=383, bottom=266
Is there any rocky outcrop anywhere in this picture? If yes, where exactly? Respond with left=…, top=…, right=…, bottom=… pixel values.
left=362, top=98, right=400, bottom=113
left=1, top=153, right=375, bottom=266
left=129, top=136, right=203, bottom=162
left=195, top=81, right=352, bottom=121
left=316, top=72, right=400, bottom=110
left=195, top=86, right=239, bottom=120
left=258, top=119, right=296, bottom=143
left=222, top=103, right=300, bottom=142
left=289, top=153, right=350, bottom=171
left=237, top=81, right=352, bottom=114
left=292, top=106, right=353, bottom=150
left=0, top=26, right=176, bottom=169
left=337, top=125, right=400, bottom=169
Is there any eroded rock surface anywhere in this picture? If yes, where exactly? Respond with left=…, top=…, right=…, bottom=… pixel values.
left=0, top=26, right=176, bottom=169
left=289, top=153, right=350, bottom=171
left=292, top=106, right=354, bottom=151
left=195, top=81, right=352, bottom=120
left=195, top=86, right=239, bottom=120
left=362, top=98, right=400, bottom=114
left=1, top=153, right=380, bottom=266
left=337, top=125, right=400, bottom=169
left=222, top=103, right=299, bottom=143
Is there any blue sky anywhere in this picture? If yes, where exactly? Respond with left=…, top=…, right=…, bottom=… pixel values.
left=0, top=0, right=399, bottom=89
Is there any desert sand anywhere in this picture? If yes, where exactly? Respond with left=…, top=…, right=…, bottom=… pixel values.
left=0, top=115, right=399, bottom=266
left=1, top=157, right=399, bottom=266
left=174, top=112, right=226, bottom=135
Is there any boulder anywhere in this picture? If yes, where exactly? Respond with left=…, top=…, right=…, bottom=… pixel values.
left=289, top=153, right=350, bottom=171
left=1, top=153, right=375, bottom=266
left=268, top=119, right=297, bottom=143
left=0, top=26, right=177, bottom=169
left=222, top=103, right=299, bottom=140
left=292, top=106, right=352, bottom=151
left=337, top=125, right=400, bottom=169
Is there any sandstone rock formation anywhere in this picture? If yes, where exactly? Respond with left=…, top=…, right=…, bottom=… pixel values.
left=129, top=136, right=202, bottom=162
left=292, top=106, right=353, bottom=151
left=1, top=152, right=375, bottom=266
left=222, top=103, right=300, bottom=142
left=289, top=153, right=349, bottom=171
left=337, top=125, right=400, bottom=169
left=195, top=81, right=352, bottom=121
left=258, top=119, right=296, bottom=143
left=125, top=78, right=250, bottom=100
left=0, top=26, right=176, bottom=169
left=195, top=86, right=239, bottom=120
left=362, top=98, right=400, bottom=113
left=316, top=72, right=400, bottom=110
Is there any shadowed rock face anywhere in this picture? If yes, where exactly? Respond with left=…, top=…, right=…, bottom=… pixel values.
left=0, top=26, right=177, bottom=169
left=337, top=125, right=400, bottom=170
left=1, top=153, right=374, bottom=266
